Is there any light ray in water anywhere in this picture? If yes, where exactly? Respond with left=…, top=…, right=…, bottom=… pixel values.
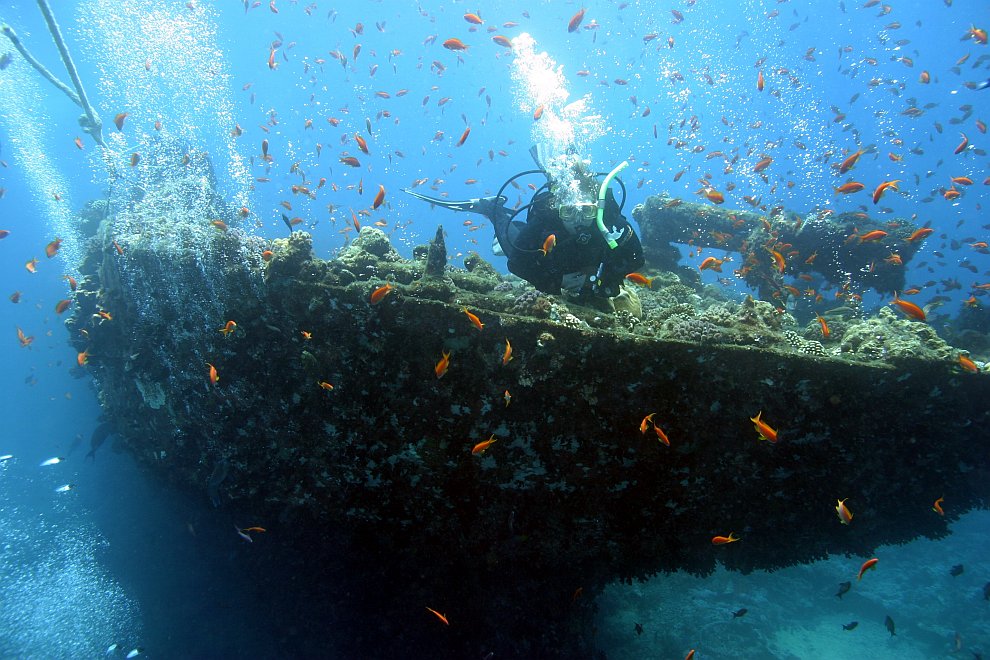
left=0, top=59, right=82, bottom=273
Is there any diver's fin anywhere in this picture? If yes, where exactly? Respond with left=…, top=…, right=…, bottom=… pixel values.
left=402, top=188, right=503, bottom=214
left=529, top=144, right=544, bottom=169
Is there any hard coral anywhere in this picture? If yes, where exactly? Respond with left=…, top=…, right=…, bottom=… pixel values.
left=511, top=289, right=553, bottom=318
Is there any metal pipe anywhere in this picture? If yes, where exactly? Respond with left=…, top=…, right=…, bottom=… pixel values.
left=34, top=0, right=103, bottom=145
left=0, top=3, right=105, bottom=146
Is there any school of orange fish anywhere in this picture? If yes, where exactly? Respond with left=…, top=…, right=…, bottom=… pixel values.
left=1, top=1, right=988, bottom=654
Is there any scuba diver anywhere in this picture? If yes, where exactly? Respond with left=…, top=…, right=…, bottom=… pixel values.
left=403, top=147, right=644, bottom=300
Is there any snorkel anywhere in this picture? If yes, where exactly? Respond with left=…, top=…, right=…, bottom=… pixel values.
left=597, top=160, right=628, bottom=249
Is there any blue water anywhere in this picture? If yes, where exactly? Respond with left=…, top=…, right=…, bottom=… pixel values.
left=0, top=0, right=987, bottom=657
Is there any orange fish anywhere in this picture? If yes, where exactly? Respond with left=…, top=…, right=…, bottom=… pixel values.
left=838, top=149, right=865, bottom=174
left=77, top=349, right=89, bottom=367
left=45, top=237, right=63, bottom=258
left=97, top=310, right=113, bottom=321
left=816, top=315, right=830, bottom=339
left=0, top=230, right=9, bottom=239
left=372, top=184, right=386, bottom=210
left=906, top=227, right=933, bottom=242
left=463, top=12, right=483, bottom=25
left=567, top=8, right=586, bottom=33
left=685, top=651, right=696, bottom=660
left=492, top=35, right=512, bottom=48
left=654, top=424, right=671, bottom=447
left=889, top=294, right=926, bottom=321
left=261, top=250, right=274, bottom=262
left=25, top=258, right=39, bottom=273
left=219, top=320, right=237, bottom=336
left=16, top=327, right=33, bottom=348
left=211, top=220, right=228, bottom=231
left=533, top=104, right=545, bottom=121
left=698, top=256, right=724, bottom=272
left=73, top=137, right=84, bottom=150
left=340, top=156, right=361, bottom=167
left=857, top=557, right=878, bottom=580
left=958, top=354, right=978, bottom=373
left=768, top=249, right=786, bottom=274
left=113, top=112, right=128, bottom=130
left=757, top=70, right=765, bottom=91
left=442, top=38, right=468, bottom=51
left=462, top=307, right=484, bottom=330
left=456, top=126, right=471, bottom=147
left=354, top=134, right=369, bottom=154
left=502, top=338, right=512, bottom=365
left=300, top=331, right=312, bottom=341
left=712, top=533, right=740, bottom=545
left=835, top=498, right=853, bottom=524
left=241, top=526, right=266, bottom=533
left=370, top=282, right=394, bottom=304
left=834, top=182, right=865, bottom=194
left=471, top=434, right=497, bottom=455
left=540, top=233, right=556, bottom=257
left=425, top=607, right=449, bottom=625
left=639, top=413, right=656, bottom=434
left=625, top=272, right=653, bottom=288
left=130, top=153, right=141, bottom=167
left=206, top=362, right=219, bottom=385
left=858, top=229, right=888, bottom=242
left=954, top=133, right=968, bottom=155
left=503, top=389, right=511, bottom=407
left=435, top=350, right=451, bottom=379
left=704, top=189, right=725, bottom=204
left=318, top=381, right=334, bottom=392
left=54, top=299, right=72, bottom=315
left=932, top=496, right=945, bottom=516
left=113, top=240, right=124, bottom=255
left=750, top=411, right=778, bottom=443
left=753, top=156, right=773, bottom=172
left=63, top=275, right=77, bottom=290
left=872, top=179, right=900, bottom=204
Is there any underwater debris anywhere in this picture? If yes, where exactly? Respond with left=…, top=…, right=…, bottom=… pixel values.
left=633, top=193, right=928, bottom=297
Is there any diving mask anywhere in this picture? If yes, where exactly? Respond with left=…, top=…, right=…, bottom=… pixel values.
left=558, top=202, right=598, bottom=229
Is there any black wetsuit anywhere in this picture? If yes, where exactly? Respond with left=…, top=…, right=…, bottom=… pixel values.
left=492, top=189, right=644, bottom=296
left=403, top=174, right=644, bottom=297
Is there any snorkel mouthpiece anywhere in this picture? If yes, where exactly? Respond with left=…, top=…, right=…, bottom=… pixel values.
left=597, top=161, right=628, bottom=249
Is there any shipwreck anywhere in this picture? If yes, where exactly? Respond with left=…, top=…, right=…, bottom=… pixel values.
left=66, top=144, right=989, bottom=657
